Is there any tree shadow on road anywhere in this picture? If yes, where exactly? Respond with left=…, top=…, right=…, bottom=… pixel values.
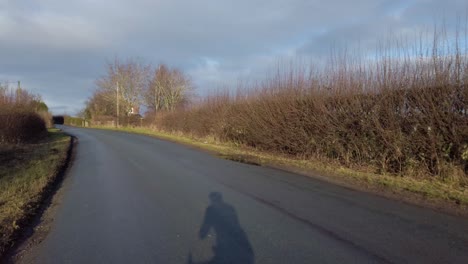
left=188, top=192, right=254, bottom=264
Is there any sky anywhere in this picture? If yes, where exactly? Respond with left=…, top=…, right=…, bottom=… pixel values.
left=0, top=0, right=466, bottom=114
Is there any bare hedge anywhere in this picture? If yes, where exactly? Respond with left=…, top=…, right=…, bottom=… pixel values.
left=156, top=84, right=467, bottom=178
left=0, top=87, right=49, bottom=144
left=0, top=109, right=47, bottom=144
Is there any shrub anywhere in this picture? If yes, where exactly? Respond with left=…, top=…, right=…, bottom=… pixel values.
left=63, top=116, right=87, bottom=126
left=0, top=108, right=47, bottom=144
left=147, top=29, right=468, bottom=180
left=0, top=86, right=49, bottom=144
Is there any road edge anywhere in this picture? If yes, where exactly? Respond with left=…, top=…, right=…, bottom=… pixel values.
left=88, top=126, right=468, bottom=218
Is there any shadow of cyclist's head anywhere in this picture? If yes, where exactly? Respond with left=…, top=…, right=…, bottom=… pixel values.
left=209, top=192, right=223, bottom=204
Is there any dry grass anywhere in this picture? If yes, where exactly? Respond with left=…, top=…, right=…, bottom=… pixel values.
left=0, top=129, right=71, bottom=255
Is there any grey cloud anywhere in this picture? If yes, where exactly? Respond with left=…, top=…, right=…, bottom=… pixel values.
left=0, top=0, right=464, bottom=114
left=298, top=0, right=467, bottom=56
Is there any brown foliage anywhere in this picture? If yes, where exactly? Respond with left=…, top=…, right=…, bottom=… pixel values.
left=0, top=109, right=47, bottom=144
left=149, top=34, right=468, bottom=180
left=0, top=86, right=48, bottom=144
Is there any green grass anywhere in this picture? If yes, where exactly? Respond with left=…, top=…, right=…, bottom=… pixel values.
left=0, top=129, right=71, bottom=255
left=93, top=125, right=468, bottom=209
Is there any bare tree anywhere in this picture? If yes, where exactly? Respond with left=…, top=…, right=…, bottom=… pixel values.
left=96, top=58, right=150, bottom=120
left=145, top=64, right=193, bottom=113
left=84, top=90, right=115, bottom=118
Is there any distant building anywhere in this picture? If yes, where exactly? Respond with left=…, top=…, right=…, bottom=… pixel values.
left=128, top=105, right=140, bottom=115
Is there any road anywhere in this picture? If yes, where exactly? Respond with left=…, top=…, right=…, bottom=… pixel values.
left=13, top=126, right=468, bottom=264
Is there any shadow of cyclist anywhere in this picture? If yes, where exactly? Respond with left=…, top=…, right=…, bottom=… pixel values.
left=188, top=192, right=254, bottom=264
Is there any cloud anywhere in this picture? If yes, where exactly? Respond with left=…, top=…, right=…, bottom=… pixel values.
left=298, top=0, right=468, bottom=56
left=0, top=0, right=465, bottom=114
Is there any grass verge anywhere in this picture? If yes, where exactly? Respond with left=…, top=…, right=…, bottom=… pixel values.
left=0, top=128, right=71, bottom=256
left=93, top=125, right=468, bottom=215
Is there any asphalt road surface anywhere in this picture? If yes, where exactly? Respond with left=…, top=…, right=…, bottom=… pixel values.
left=14, top=126, right=468, bottom=263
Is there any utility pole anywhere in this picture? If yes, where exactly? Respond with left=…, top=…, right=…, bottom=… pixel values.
left=16, top=80, right=22, bottom=104
left=116, top=81, right=120, bottom=127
